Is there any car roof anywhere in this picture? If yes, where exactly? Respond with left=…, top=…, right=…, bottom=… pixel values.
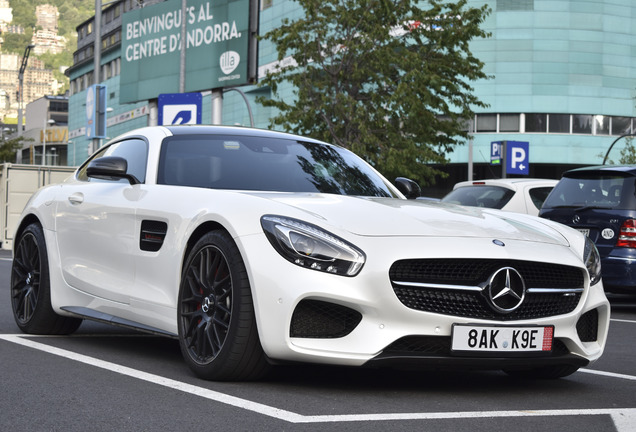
left=163, top=124, right=326, bottom=144
left=452, top=178, right=558, bottom=190
left=563, top=165, right=636, bottom=177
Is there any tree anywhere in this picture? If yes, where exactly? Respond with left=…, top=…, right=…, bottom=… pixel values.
left=258, top=0, right=491, bottom=186
left=618, top=137, right=636, bottom=165
left=0, top=136, right=31, bottom=163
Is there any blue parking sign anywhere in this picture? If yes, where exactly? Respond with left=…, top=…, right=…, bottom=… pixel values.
left=490, top=141, right=503, bottom=165
left=506, top=141, right=529, bottom=175
left=158, top=93, right=202, bottom=126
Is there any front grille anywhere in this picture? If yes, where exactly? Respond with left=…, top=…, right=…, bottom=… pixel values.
left=576, top=309, right=599, bottom=342
left=390, top=259, right=584, bottom=288
left=383, top=336, right=571, bottom=357
left=390, top=259, right=585, bottom=320
left=290, top=299, right=362, bottom=338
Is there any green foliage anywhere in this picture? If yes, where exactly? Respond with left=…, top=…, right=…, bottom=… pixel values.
left=0, top=135, right=32, bottom=163
left=1, top=32, right=34, bottom=54
left=618, top=137, right=636, bottom=165
left=259, top=0, right=491, bottom=187
left=600, top=136, right=636, bottom=165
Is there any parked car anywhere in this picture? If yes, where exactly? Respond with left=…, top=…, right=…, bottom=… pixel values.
left=441, top=178, right=558, bottom=216
left=540, top=165, right=636, bottom=294
left=11, top=126, right=609, bottom=380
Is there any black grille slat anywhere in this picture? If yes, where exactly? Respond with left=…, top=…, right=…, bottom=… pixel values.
left=390, top=259, right=584, bottom=288
left=390, top=259, right=585, bottom=320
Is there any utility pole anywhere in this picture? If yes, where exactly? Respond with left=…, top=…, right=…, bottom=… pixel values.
left=92, top=0, right=102, bottom=154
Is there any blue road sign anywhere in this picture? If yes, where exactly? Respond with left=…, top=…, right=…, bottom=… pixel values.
left=158, top=93, right=202, bottom=126
left=506, top=141, right=530, bottom=175
left=86, top=84, right=107, bottom=138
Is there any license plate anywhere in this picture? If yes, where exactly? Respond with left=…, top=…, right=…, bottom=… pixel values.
left=451, top=325, right=553, bottom=353
left=577, top=228, right=590, bottom=237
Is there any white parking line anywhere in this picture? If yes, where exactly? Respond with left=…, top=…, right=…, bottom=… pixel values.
left=1, top=334, right=635, bottom=429
left=611, top=318, right=636, bottom=324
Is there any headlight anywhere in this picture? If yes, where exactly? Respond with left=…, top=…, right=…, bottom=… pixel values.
left=584, top=236, right=602, bottom=286
left=261, top=215, right=366, bottom=276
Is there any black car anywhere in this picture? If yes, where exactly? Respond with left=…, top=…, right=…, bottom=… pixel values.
left=540, top=165, right=636, bottom=294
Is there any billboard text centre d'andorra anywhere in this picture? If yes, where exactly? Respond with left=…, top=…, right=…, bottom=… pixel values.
left=124, top=4, right=241, bottom=61
left=120, top=0, right=251, bottom=103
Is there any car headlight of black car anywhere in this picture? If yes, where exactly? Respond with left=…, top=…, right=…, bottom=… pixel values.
left=584, top=236, right=602, bottom=286
left=261, top=215, right=366, bottom=276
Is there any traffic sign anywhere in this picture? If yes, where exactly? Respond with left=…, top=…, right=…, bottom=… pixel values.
left=506, top=141, right=529, bottom=175
left=86, top=84, right=107, bottom=138
left=158, top=93, right=202, bottom=126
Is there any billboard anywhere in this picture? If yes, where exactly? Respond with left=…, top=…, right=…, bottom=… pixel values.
left=121, top=0, right=256, bottom=104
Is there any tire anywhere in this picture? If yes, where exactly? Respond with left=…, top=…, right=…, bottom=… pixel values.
left=11, top=223, right=82, bottom=334
left=178, top=230, right=269, bottom=381
left=504, top=364, right=579, bottom=379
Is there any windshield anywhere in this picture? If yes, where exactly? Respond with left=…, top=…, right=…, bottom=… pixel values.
left=543, top=173, right=636, bottom=210
left=157, top=134, right=397, bottom=197
left=441, top=185, right=514, bottom=209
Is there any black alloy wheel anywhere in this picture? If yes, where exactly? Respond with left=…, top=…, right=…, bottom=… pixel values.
left=11, top=223, right=82, bottom=334
left=178, top=230, right=269, bottom=381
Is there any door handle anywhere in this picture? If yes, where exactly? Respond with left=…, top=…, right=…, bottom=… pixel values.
left=68, top=193, right=84, bottom=205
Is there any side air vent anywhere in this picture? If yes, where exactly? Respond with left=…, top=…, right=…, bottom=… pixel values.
left=140, top=220, right=168, bottom=252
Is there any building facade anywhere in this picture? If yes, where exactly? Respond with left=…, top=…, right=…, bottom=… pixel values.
left=19, top=95, right=69, bottom=166
left=65, top=0, right=636, bottom=196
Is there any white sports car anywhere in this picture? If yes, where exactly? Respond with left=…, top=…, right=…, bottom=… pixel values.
left=11, top=126, right=610, bottom=380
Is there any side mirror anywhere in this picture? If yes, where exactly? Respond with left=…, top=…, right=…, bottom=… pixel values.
left=86, top=156, right=140, bottom=185
left=394, top=177, right=421, bottom=199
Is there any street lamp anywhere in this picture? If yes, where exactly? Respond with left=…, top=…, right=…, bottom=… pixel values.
left=42, top=118, right=55, bottom=165
left=18, top=44, right=35, bottom=136
left=602, top=133, right=636, bottom=165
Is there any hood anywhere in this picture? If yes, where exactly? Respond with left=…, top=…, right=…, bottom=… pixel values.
left=247, top=193, right=569, bottom=246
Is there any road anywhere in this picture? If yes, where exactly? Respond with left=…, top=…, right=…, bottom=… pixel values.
left=1, top=249, right=635, bottom=431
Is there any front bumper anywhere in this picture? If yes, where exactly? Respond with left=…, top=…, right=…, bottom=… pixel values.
left=240, top=234, right=611, bottom=370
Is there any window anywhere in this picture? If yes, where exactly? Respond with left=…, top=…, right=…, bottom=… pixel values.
left=497, top=0, right=534, bottom=11
left=573, top=115, right=592, bottom=134
left=77, top=139, right=148, bottom=183
left=499, top=114, right=520, bottom=132
left=548, top=114, right=569, bottom=133
left=612, top=117, right=632, bottom=135
left=525, top=114, right=547, bottom=132
left=476, top=114, right=496, bottom=132
left=595, top=115, right=610, bottom=135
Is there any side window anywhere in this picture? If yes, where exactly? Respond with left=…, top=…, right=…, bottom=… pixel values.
left=529, top=187, right=554, bottom=210
left=77, top=138, right=148, bottom=183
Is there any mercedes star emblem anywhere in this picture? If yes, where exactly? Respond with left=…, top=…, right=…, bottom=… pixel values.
left=487, top=267, right=526, bottom=313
